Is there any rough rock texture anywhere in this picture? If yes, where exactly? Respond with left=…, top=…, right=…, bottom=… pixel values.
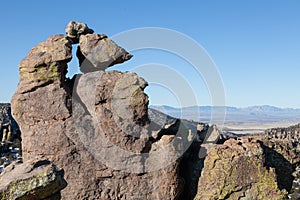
left=261, top=138, right=300, bottom=198
left=65, top=21, right=94, bottom=43
left=17, top=34, right=72, bottom=94
left=77, top=34, right=133, bottom=72
left=0, top=158, right=66, bottom=200
left=195, top=137, right=287, bottom=200
left=11, top=23, right=185, bottom=199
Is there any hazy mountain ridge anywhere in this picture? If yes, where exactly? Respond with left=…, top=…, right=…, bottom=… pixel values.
left=150, top=105, right=300, bottom=128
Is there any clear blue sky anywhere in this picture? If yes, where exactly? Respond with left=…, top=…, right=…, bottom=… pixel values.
left=1, top=0, right=300, bottom=108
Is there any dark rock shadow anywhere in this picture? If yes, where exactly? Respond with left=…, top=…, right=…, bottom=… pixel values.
left=178, top=140, right=205, bottom=200
left=259, top=141, right=295, bottom=192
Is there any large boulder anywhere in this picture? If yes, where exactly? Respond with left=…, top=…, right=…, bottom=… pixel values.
left=0, top=158, right=66, bottom=200
left=195, top=137, right=287, bottom=200
left=77, top=33, right=133, bottom=72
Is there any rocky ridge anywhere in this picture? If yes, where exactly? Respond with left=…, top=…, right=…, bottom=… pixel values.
left=266, top=123, right=300, bottom=149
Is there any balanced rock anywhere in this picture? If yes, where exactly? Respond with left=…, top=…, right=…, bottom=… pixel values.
left=0, top=158, right=66, bottom=200
left=65, top=21, right=94, bottom=43
left=11, top=22, right=184, bottom=199
left=77, top=34, right=133, bottom=72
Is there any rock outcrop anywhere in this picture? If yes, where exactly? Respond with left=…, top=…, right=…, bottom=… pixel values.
left=0, top=158, right=66, bottom=200
left=11, top=21, right=187, bottom=199
left=266, top=123, right=300, bottom=149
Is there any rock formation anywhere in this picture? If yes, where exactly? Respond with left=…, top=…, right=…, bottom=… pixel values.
left=8, top=20, right=300, bottom=200
left=266, top=123, right=300, bottom=147
left=11, top=21, right=188, bottom=199
left=0, top=157, right=66, bottom=200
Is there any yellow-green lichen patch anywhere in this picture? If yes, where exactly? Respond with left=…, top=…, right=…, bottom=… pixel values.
left=195, top=138, right=287, bottom=200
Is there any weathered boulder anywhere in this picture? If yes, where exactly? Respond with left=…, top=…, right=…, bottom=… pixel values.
left=0, top=158, right=66, bottom=200
left=77, top=34, right=133, bottom=72
left=65, top=21, right=94, bottom=43
left=195, top=137, right=287, bottom=200
left=17, top=34, right=72, bottom=94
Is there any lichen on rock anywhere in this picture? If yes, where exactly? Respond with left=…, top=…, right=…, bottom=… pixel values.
left=195, top=137, right=287, bottom=200
left=17, top=34, right=72, bottom=94
left=0, top=158, right=66, bottom=200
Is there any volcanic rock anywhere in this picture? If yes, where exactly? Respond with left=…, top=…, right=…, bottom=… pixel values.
left=11, top=22, right=185, bottom=199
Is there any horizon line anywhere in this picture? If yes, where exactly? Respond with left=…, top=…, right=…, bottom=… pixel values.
left=149, top=104, right=300, bottom=110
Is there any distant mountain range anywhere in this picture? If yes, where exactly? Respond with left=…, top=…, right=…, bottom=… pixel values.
left=150, top=105, right=300, bottom=129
